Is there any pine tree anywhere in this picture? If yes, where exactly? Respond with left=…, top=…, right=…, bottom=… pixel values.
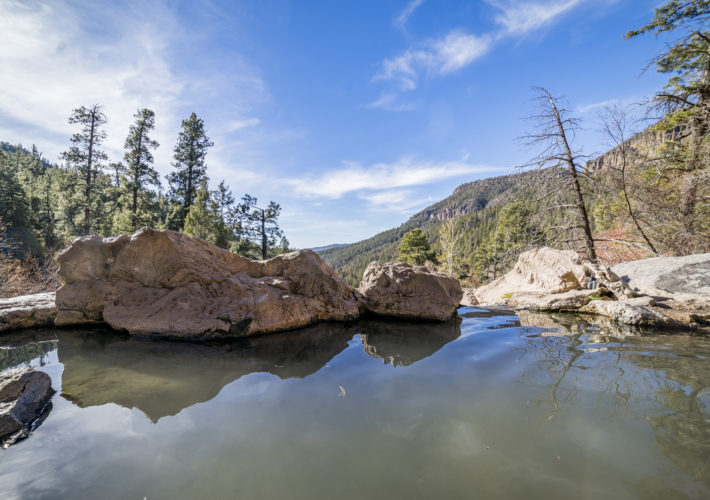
left=183, top=181, right=218, bottom=242
left=398, top=228, right=436, bottom=266
left=166, top=113, right=213, bottom=230
left=120, top=109, right=160, bottom=232
left=60, top=104, right=108, bottom=235
left=626, top=0, right=710, bottom=251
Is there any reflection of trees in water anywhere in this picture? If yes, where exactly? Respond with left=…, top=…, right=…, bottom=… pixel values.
left=517, top=315, right=710, bottom=491
left=627, top=347, right=710, bottom=488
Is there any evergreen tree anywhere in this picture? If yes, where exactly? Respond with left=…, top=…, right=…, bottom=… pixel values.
left=626, top=0, right=710, bottom=250
left=119, top=109, right=160, bottom=232
left=398, top=228, right=436, bottom=266
left=59, top=104, right=108, bottom=235
left=166, top=113, right=213, bottom=230
left=183, top=181, right=218, bottom=242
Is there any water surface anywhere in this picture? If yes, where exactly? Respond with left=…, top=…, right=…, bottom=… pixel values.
left=1, top=309, right=708, bottom=499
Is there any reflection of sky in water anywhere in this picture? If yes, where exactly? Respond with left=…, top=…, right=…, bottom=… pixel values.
left=0, top=314, right=708, bottom=500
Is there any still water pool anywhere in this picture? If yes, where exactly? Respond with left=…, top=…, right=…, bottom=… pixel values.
left=1, top=308, right=709, bottom=499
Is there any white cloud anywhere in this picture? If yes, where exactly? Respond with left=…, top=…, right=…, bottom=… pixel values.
left=374, top=31, right=492, bottom=91
left=395, top=0, right=425, bottom=31
left=490, top=0, right=583, bottom=35
left=286, top=157, right=506, bottom=199
left=372, top=0, right=588, bottom=108
left=366, top=92, right=417, bottom=111
left=226, top=118, right=262, bottom=132
left=0, top=0, right=266, bottom=178
left=359, top=189, right=434, bottom=214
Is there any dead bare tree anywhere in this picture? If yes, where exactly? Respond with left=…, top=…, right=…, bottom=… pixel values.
left=599, top=102, right=659, bottom=255
left=521, top=87, right=598, bottom=263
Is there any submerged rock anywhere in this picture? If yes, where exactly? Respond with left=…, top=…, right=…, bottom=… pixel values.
left=55, top=228, right=361, bottom=339
left=0, top=366, right=55, bottom=447
left=0, top=292, right=57, bottom=332
left=358, top=262, right=463, bottom=321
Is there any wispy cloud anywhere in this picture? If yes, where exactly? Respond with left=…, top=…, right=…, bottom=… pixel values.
left=359, top=189, right=435, bottom=214
left=372, top=0, right=589, bottom=109
left=395, top=0, right=425, bottom=31
left=373, top=31, right=493, bottom=91
left=366, top=92, right=417, bottom=111
left=490, top=0, right=583, bottom=35
left=0, top=0, right=266, bottom=178
left=226, top=118, right=261, bottom=132
left=286, top=157, right=506, bottom=199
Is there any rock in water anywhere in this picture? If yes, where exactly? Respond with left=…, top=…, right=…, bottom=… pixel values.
left=54, top=228, right=361, bottom=339
left=0, top=366, right=55, bottom=447
left=0, top=293, right=57, bottom=332
left=474, top=248, right=589, bottom=305
left=358, top=262, right=463, bottom=321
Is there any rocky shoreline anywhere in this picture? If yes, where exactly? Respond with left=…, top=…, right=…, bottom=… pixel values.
left=1, top=230, right=708, bottom=338
left=1, top=228, right=463, bottom=340
left=463, top=248, right=710, bottom=332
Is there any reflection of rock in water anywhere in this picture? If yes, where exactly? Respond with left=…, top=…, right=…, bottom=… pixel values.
left=360, top=318, right=461, bottom=367
left=517, top=310, right=648, bottom=339
left=57, top=323, right=356, bottom=422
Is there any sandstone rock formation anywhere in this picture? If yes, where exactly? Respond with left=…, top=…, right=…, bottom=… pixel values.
left=612, top=253, right=710, bottom=301
left=0, top=292, right=57, bottom=332
left=358, top=262, right=463, bottom=321
left=474, top=247, right=706, bottom=331
left=474, top=248, right=590, bottom=305
left=54, top=228, right=361, bottom=339
left=0, top=366, right=55, bottom=447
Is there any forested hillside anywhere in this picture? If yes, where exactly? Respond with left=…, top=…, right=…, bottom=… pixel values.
left=0, top=110, right=291, bottom=297
left=319, top=172, right=528, bottom=286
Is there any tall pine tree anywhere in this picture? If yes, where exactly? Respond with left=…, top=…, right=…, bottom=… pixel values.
left=166, top=113, right=213, bottom=230
left=118, top=109, right=160, bottom=232
left=59, top=104, right=108, bottom=235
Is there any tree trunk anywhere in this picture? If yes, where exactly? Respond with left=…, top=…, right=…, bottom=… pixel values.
left=546, top=92, right=597, bottom=263
left=85, top=109, right=96, bottom=235
left=131, top=125, right=145, bottom=231
left=261, top=210, right=267, bottom=260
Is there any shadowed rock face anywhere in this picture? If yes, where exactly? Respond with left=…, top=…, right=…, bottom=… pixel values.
left=359, top=318, right=461, bottom=367
left=54, top=228, right=361, bottom=339
left=358, top=262, right=463, bottom=321
left=0, top=366, right=55, bottom=447
left=56, top=324, right=357, bottom=422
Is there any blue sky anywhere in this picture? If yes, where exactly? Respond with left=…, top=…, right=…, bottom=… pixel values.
left=0, top=1, right=670, bottom=248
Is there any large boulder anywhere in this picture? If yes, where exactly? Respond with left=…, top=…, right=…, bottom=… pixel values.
left=54, top=228, right=361, bottom=339
left=358, top=262, right=463, bottom=321
left=612, top=253, right=710, bottom=301
left=0, top=292, right=57, bottom=332
left=474, top=248, right=590, bottom=305
left=0, top=366, right=55, bottom=447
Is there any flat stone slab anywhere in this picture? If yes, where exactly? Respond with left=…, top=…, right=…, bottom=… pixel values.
left=0, top=292, right=57, bottom=333
left=612, top=253, right=710, bottom=300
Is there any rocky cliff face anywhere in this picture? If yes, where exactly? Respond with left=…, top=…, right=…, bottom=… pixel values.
left=585, top=125, right=686, bottom=173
